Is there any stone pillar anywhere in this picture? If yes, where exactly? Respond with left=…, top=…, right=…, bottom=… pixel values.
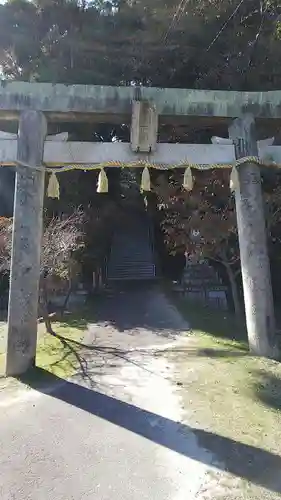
left=4, top=110, right=47, bottom=377
left=229, top=114, right=278, bottom=359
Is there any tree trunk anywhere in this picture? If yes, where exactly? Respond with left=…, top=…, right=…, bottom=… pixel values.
left=40, top=279, right=55, bottom=335
left=224, top=262, right=242, bottom=319
left=61, top=281, right=73, bottom=316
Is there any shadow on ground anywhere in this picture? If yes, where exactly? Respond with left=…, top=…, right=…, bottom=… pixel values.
left=91, top=283, right=187, bottom=338
left=54, top=311, right=91, bottom=332
left=19, top=368, right=281, bottom=495
left=49, top=284, right=250, bottom=350
left=252, top=369, right=281, bottom=411
left=170, top=292, right=248, bottom=346
left=52, top=333, right=250, bottom=383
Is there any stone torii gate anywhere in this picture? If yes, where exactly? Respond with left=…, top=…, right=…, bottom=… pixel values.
left=1, top=82, right=281, bottom=376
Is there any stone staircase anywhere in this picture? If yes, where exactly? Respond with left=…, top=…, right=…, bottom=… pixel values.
left=106, top=211, right=156, bottom=282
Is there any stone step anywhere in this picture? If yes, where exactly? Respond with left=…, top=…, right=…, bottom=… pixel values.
left=107, top=264, right=156, bottom=277
left=108, top=266, right=154, bottom=271
left=108, top=273, right=156, bottom=281
left=108, top=256, right=154, bottom=263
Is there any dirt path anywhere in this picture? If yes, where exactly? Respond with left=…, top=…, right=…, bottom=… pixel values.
left=0, top=285, right=216, bottom=500
left=2, top=284, right=281, bottom=498
left=83, top=284, right=281, bottom=499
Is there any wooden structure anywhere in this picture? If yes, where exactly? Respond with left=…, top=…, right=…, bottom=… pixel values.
left=1, top=82, right=281, bottom=375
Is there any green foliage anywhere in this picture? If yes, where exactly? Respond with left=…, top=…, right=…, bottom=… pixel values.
left=1, top=0, right=281, bottom=90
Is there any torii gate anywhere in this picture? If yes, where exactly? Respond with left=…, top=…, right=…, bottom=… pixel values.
left=1, top=82, right=281, bottom=376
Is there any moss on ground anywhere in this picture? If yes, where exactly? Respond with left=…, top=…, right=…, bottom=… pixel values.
left=171, top=296, right=281, bottom=499
left=0, top=308, right=92, bottom=383
left=35, top=319, right=85, bottom=378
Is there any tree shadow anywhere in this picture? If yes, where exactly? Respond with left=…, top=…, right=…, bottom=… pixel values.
left=119, top=345, right=246, bottom=360
left=51, top=333, right=180, bottom=381
left=19, top=368, right=281, bottom=495
left=49, top=331, right=178, bottom=383
left=252, top=369, right=281, bottom=412
left=171, top=293, right=248, bottom=346
left=49, top=285, right=249, bottom=352
left=51, top=309, right=92, bottom=332
left=90, top=283, right=189, bottom=338
left=191, top=347, right=248, bottom=358
left=58, top=334, right=249, bottom=367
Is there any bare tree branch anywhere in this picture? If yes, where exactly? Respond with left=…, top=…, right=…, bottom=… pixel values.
left=0, top=211, right=85, bottom=330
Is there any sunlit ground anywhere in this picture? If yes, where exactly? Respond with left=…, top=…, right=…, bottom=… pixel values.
left=171, top=298, right=281, bottom=499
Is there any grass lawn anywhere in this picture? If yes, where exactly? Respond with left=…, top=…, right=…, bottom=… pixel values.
left=170, top=295, right=281, bottom=499
left=0, top=308, right=92, bottom=385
